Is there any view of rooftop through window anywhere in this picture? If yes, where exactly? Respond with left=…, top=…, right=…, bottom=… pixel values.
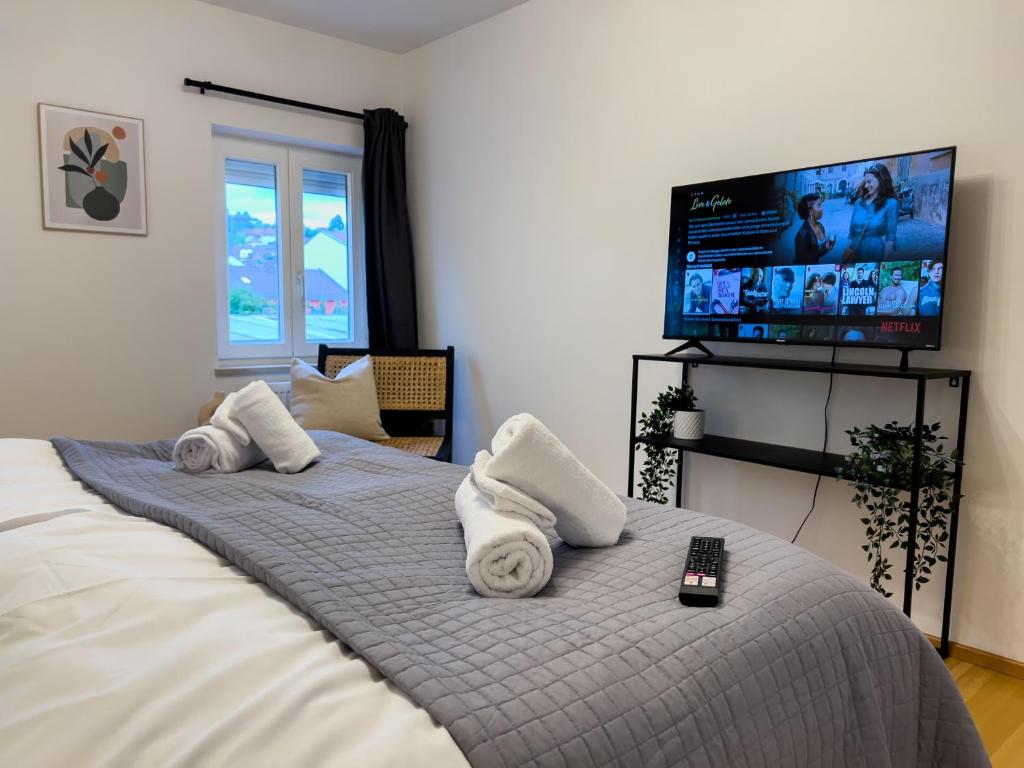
left=301, top=168, right=350, bottom=343
left=225, top=159, right=282, bottom=344
left=224, top=160, right=350, bottom=345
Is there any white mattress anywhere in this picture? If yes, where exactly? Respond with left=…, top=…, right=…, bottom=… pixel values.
left=0, top=439, right=468, bottom=768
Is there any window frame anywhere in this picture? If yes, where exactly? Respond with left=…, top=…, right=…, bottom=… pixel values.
left=213, top=135, right=367, bottom=365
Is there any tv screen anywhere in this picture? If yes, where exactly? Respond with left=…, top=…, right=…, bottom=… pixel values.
left=663, top=147, right=955, bottom=349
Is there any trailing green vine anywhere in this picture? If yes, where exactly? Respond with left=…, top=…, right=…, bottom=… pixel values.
left=634, top=384, right=696, bottom=504
left=840, top=421, right=960, bottom=598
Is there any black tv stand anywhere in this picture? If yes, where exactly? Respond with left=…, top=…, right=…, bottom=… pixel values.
left=898, top=348, right=911, bottom=372
left=665, top=339, right=714, bottom=357
left=627, top=352, right=972, bottom=658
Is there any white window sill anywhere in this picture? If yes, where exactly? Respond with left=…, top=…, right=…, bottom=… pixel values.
left=214, top=365, right=289, bottom=378
left=214, top=357, right=316, bottom=378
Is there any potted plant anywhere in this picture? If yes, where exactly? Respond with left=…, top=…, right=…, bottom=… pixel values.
left=58, top=129, right=120, bottom=221
left=840, top=421, right=960, bottom=598
left=634, top=386, right=677, bottom=504
left=634, top=384, right=701, bottom=504
left=668, top=382, right=703, bottom=440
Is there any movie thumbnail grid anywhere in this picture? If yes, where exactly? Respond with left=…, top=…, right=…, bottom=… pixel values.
left=682, top=260, right=943, bottom=319
left=690, top=321, right=881, bottom=344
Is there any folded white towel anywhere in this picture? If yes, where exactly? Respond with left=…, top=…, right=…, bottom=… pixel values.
left=479, top=413, right=626, bottom=547
left=214, top=381, right=320, bottom=474
left=172, top=424, right=265, bottom=474
left=455, top=476, right=553, bottom=598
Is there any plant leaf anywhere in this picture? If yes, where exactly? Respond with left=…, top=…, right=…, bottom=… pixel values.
left=68, top=136, right=89, bottom=165
left=83, top=129, right=92, bottom=155
left=91, top=143, right=108, bottom=166
left=58, top=163, right=90, bottom=176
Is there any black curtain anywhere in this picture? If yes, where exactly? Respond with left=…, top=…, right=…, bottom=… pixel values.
left=362, top=108, right=418, bottom=349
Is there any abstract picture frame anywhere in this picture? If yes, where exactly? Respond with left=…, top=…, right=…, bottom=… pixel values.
left=38, top=104, right=148, bottom=235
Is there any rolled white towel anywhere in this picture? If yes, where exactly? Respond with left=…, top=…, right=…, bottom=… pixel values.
left=214, top=381, right=320, bottom=474
left=480, top=413, right=626, bottom=547
left=172, top=424, right=265, bottom=474
left=210, top=391, right=253, bottom=446
left=455, top=476, right=553, bottom=598
left=470, top=450, right=557, bottom=529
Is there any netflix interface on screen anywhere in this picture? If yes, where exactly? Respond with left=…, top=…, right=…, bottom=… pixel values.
left=663, top=148, right=953, bottom=348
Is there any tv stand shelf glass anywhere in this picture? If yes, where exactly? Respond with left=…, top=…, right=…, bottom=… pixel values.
left=636, top=433, right=848, bottom=480
left=627, top=351, right=971, bottom=658
left=636, top=432, right=951, bottom=491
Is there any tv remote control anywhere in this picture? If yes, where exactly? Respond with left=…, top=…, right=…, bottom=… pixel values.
left=678, top=536, right=724, bottom=607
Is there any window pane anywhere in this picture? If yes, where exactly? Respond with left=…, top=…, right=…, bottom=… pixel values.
left=224, top=159, right=282, bottom=344
left=301, top=169, right=350, bottom=343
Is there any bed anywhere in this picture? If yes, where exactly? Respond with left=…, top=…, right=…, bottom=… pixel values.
left=0, top=433, right=988, bottom=767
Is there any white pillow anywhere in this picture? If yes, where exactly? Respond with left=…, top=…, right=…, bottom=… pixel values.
left=289, top=357, right=389, bottom=442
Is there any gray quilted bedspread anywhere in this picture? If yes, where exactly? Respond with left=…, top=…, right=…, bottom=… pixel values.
left=52, top=432, right=987, bottom=768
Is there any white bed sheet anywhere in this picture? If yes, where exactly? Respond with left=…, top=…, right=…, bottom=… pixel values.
left=0, top=439, right=468, bottom=768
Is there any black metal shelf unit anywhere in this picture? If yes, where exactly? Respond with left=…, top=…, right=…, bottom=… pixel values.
left=627, top=352, right=971, bottom=657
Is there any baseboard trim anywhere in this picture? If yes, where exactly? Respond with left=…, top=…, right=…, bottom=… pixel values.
left=927, top=635, right=1024, bottom=681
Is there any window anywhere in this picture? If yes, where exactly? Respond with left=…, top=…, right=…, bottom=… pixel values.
left=213, top=135, right=366, bottom=363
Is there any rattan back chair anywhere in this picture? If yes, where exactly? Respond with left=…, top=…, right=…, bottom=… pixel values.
left=317, top=345, right=454, bottom=462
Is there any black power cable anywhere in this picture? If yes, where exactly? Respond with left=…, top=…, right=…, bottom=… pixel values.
left=791, top=346, right=837, bottom=544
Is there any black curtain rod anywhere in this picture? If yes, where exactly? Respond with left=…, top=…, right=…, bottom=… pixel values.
left=183, top=77, right=366, bottom=121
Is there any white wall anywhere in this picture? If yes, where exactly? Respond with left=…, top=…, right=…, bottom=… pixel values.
left=0, top=0, right=402, bottom=439
left=403, top=0, right=1024, bottom=659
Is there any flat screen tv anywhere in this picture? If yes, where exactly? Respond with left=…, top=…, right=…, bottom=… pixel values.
left=663, top=147, right=956, bottom=350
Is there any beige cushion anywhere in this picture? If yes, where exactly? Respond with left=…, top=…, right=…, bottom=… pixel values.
left=198, top=392, right=226, bottom=426
left=290, top=357, right=390, bottom=441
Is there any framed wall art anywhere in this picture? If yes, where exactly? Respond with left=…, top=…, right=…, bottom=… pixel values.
left=38, top=104, right=148, bottom=235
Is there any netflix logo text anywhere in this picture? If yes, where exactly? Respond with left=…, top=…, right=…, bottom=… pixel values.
left=879, top=321, right=922, bottom=334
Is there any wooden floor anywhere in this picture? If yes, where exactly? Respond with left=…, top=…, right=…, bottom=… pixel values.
left=947, top=658, right=1024, bottom=765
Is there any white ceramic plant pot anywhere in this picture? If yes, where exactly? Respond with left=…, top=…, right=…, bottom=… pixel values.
left=672, top=409, right=705, bottom=440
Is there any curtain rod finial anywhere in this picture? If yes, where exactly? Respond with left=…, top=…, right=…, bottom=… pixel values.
left=183, top=78, right=211, bottom=94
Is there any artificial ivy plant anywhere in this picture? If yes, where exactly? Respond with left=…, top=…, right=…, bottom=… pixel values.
left=841, top=420, right=960, bottom=598
left=634, top=384, right=697, bottom=504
